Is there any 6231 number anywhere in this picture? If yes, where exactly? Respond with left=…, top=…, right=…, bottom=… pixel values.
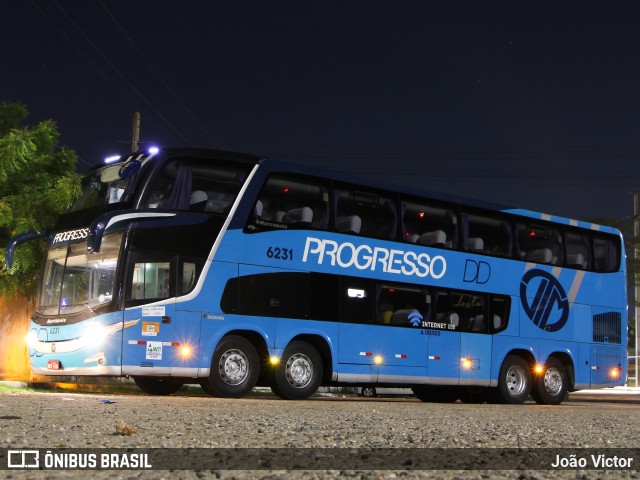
left=266, top=246, right=293, bottom=261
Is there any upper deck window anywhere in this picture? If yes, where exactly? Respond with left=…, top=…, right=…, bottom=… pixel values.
left=461, top=212, right=513, bottom=257
left=593, top=235, right=620, bottom=273
left=143, top=157, right=251, bottom=213
left=516, top=223, right=562, bottom=266
left=335, top=185, right=397, bottom=239
left=402, top=198, right=457, bottom=248
left=248, top=174, right=329, bottom=231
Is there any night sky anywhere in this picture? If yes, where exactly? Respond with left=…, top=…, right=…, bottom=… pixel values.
left=4, top=1, right=640, bottom=222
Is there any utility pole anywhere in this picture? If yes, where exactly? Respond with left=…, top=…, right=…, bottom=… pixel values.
left=635, top=192, right=639, bottom=387
left=131, top=111, right=141, bottom=152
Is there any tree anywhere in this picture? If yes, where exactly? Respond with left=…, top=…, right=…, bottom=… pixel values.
left=0, top=102, right=81, bottom=297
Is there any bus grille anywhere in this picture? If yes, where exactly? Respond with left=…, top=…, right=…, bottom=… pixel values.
left=592, top=312, right=621, bottom=344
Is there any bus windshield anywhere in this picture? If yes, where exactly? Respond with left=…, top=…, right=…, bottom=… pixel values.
left=37, top=233, right=123, bottom=316
left=71, top=163, right=133, bottom=211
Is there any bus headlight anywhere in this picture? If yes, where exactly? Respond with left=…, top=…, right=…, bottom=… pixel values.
left=26, top=330, right=37, bottom=347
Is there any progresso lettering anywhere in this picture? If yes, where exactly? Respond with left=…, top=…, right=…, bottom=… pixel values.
left=302, top=237, right=447, bottom=279
left=51, top=228, right=90, bottom=244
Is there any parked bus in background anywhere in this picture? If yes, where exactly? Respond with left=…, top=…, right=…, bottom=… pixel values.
left=6, top=148, right=627, bottom=404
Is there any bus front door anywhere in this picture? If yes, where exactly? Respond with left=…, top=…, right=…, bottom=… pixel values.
left=121, top=254, right=195, bottom=374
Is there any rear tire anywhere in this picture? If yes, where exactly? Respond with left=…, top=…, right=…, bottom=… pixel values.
left=361, top=387, right=377, bottom=398
left=496, top=355, right=531, bottom=404
left=531, top=357, right=568, bottom=405
left=200, top=335, right=259, bottom=398
left=271, top=341, right=322, bottom=400
left=133, top=376, right=182, bottom=396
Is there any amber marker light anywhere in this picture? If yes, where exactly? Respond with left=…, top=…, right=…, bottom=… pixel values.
left=534, top=364, right=544, bottom=374
left=374, top=355, right=383, bottom=365
left=270, top=356, right=280, bottom=365
left=180, top=346, right=192, bottom=357
left=462, top=358, right=473, bottom=370
left=610, top=367, right=620, bottom=378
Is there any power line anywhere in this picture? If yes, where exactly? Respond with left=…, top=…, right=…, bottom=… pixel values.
left=97, top=0, right=223, bottom=148
left=48, top=0, right=195, bottom=146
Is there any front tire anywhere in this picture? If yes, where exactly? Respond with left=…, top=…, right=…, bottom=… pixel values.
left=531, top=357, right=568, bottom=405
left=200, top=335, right=259, bottom=398
left=271, top=341, right=323, bottom=400
left=496, top=355, right=531, bottom=404
left=133, top=376, right=183, bottom=395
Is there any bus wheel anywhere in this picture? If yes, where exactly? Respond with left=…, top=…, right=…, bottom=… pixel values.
left=271, top=341, right=323, bottom=400
left=531, top=357, right=568, bottom=405
left=361, top=387, right=377, bottom=398
left=133, top=376, right=183, bottom=395
left=201, top=335, right=259, bottom=398
left=496, top=355, right=531, bottom=404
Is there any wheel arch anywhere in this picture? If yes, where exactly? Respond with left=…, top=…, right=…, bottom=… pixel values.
left=503, top=348, right=536, bottom=368
left=544, top=351, right=575, bottom=391
left=221, top=329, right=271, bottom=383
left=288, top=333, right=334, bottom=385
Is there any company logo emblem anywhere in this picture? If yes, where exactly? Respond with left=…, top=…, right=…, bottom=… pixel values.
left=8, top=450, right=39, bottom=468
left=407, top=311, right=423, bottom=327
left=519, top=269, right=569, bottom=332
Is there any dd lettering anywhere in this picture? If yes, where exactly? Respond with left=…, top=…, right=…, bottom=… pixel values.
left=463, top=260, right=491, bottom=284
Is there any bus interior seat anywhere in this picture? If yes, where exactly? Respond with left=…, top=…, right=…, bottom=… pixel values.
left=204, top=192, right=234, bottom=214
left=493, top=314, right=502, bottom=330
left=525, top=248, right=552, bottom=264
left=275, top=210, right=286, bottom=222
left=254, top=200, right=264, bottom=218
left=418, top=230, right=446, bottom=247
left=379, top=310, right=393, bottom=324
left=391, top=309, right=419, bottom=326
left=466, top=237, right=484, bottom=252
left=190, top=190, right=208, bottom=211
left=406, top=233, right=420, bottom=244
left=568, top=253, right=587, bottom=269
left=282, top=206, right=313, bottom=226
left=469, top=315, right=486, bottom=332
left=436, top=311, right=459, bottom=327
left=337, top=215, right=362, bottom=234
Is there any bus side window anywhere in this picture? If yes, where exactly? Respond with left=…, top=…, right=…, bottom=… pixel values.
left=249, top=174, right=329, bottom=231
left=565, top=232, right=591, bottom=270
left=401, top=198, right=457, bottom=249
left=594, top=235, right=620, bottom=273
left=178, top=259, right=204, bottom=296
left=126, top=257, right=173, bottom=306
left=489, top=295, right=510, bottom=333
left=310, top=273, right=339, bottom=322
left=335, top=185, right=397, bottom=240
left=340, top=277, right=373, bottom=324
left=516, top=223, right=562, bottom=266
left=375, top=283, right=431, bottom=328
left=461, top=212, right=513, bottom=257
left=435, top=290, right=486, bottom=333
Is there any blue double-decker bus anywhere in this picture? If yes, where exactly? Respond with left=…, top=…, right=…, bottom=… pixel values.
left=7, top=148, right=627, bottom=404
